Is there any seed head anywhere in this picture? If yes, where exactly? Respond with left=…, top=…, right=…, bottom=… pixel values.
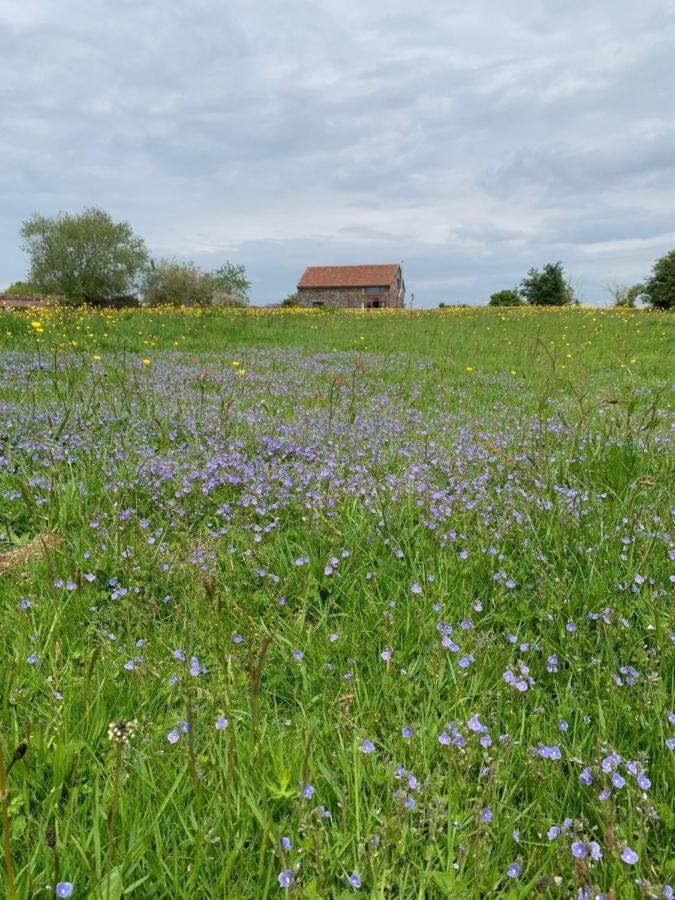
left=6, top=741, right=28, bottom=774
left=11, top=742, right=28, bottom=763
left=107, top=720, right=135, bottom=744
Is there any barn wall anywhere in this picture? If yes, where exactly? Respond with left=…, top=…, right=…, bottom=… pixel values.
left=297, top=287, right=396, bottom=309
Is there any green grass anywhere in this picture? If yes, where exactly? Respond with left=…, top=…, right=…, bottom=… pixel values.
left=0, top=306, right=673, bottom=898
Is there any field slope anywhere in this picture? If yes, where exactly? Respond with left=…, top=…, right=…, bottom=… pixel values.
left=0, top=306, right=673, bottom=898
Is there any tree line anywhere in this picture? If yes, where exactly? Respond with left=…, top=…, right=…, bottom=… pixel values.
left=6, top=207, right=674, bottom=310
left=483, top=255, right=674, bottom=310
left=6, top=207, right=250, bottom=306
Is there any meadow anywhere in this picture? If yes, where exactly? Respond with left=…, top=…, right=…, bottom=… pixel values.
left=0, top=305, right=673, bottom=899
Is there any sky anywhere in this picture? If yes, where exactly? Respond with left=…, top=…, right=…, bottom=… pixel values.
left=1, top=0, right=674, bottom=307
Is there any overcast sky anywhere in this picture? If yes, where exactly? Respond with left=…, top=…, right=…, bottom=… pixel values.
left=1, top=0, right=674, bottom=306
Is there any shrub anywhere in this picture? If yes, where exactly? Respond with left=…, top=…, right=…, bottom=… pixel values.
left=488, top=289, right=522, bottom=307
left=520, top=262, right=574, bottom=306
left=644, top=250, right=675, bottom=310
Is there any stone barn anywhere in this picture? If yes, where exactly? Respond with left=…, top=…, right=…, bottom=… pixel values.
left=296, top=264, right=405, bottom=309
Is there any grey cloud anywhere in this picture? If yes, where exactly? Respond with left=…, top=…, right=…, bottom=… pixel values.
left=1, top=0, right=674, bottom=306
left=482, top=132, right=675, bottom=200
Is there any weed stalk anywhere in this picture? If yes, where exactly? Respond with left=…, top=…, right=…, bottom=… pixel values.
left=46, top=822, right=60, bottom=890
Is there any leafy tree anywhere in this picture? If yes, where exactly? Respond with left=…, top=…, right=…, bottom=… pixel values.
left=144, top=259, right=251, bottom=306
left=643, top=250, right=675, bottom=310
left=206, top=262, right=251, bottom=301
left=489, top=289, right=522, bottom=307
left=607, top=283, right=645, bottom=308
left=144, top=259, right=210, bottom=306
left=3, top=281, right=42, bottom=297
left=520, top=262, right=574, bottom=306
left=281, top=293, right=299, bottom=308
left=20, top=207, right=149, bottom=304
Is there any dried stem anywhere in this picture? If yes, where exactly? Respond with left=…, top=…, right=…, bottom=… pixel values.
left=46, top=822, right=60, bottom=890
left=249, top=634, right=274, bottom=750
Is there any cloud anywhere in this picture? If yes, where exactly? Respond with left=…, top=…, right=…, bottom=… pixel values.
left=1, top=0, right=674, bottom=305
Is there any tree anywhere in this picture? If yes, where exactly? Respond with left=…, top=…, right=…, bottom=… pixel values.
left=144, top=259, right=251, bottom=306
left=206, top=262, right=251, bottom=301
left=520, top=262, right=574, bottom=306
left=489, top=289, right=522, bottom=307
left=607, top=283, right=645, bottom=308
left=3, top=281, right=42, bottom=297
left=281, top=292, right=299, bottom=308
left=643, top=250, right=675, bottom=310
left=143, top=259, right=210, bottom=306
left=20, top=207, right=149, bottom=304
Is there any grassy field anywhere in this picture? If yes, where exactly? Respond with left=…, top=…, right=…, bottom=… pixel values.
left=0, top=306, right=673, bottom=898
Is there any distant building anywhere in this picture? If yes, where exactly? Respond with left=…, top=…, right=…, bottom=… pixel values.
left=0, top=294, right=52, bottom=309
left=296, top=264, right=405, bottom=309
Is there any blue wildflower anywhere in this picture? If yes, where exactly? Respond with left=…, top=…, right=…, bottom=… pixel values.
left=621, top=847, right=638, bottom=865
left=278, top=868, right=294, bottom=887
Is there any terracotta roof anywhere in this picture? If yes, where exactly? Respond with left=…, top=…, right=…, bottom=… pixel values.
left=297, top=264, right=400, bottom=289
